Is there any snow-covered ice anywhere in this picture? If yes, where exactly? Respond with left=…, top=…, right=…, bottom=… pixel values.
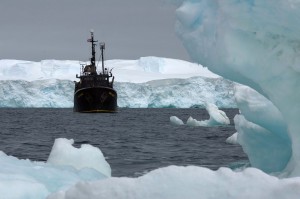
left=0, top=139, right=107, bottom=199
left=2, top=139, right=300, bottom=199
left=0, top=57, right=219, bottom=82
left=47, top=138, right=111, bottom=177
left=47, top=166, right=300, bottom=199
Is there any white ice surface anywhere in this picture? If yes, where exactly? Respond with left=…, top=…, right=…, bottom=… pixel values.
left=0, top=57, right=219, bottom=83
left=1, top=137, right=299, bottom=199
left=48, top=166, right=300, bottom=199
left=47, top=138, right=111, bottom=177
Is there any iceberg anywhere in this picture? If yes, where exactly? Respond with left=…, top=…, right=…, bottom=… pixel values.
left=0, top=57, right=236, bottom=108
left=170, top=101, right=230, bottom=127
left=174, top=0, right=300, bottom=176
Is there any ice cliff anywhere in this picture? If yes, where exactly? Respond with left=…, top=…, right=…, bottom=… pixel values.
left=0, top=57, right=236, bottom=108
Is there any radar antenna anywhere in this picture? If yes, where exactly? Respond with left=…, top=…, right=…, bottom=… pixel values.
left=87, top=30, right=98, bottom=74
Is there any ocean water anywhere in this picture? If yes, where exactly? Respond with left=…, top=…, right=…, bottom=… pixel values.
left=0, top=108, right=248, bottom=177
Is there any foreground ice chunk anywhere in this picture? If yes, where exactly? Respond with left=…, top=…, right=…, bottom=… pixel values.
left=170, top=116, right=184, bottom=125
left=0, top=139, right=108, bottom=199
left=47, top=166, right=300, bottom=199
left=47, top=138, right=111, bottom=177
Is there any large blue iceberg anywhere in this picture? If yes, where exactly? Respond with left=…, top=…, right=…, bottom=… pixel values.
left=175, top=0, right=300, bottom=176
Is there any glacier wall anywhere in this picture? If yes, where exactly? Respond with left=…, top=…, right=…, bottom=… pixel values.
left=0, top=57, right=236, bottom=108
left=0, top=79, right=74, bottom=108
left=175, top=0, right=300, bottom=176
left=0, top=77, right=236, bottom=108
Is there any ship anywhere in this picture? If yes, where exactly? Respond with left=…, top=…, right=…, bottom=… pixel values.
left=73, top=30, right=118, bottom=113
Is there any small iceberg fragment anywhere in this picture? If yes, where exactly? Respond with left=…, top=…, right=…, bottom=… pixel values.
left=186, top=116, right=205, bottom=126
left=186, top=102, right=230, bottom=127
left=170, top=116, right=184, bottom=125
left=226, top=132, right=239, bottom=144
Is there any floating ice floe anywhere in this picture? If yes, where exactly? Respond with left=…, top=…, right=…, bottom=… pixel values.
left=185, top=102, right=230, bottom=127
left=226, top=132, right=238, bottom=145
left=170, top=116, right=184, bottom=125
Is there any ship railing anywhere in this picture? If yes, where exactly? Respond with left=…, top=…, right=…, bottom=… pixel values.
left=78, top=78, right=111, bottom=88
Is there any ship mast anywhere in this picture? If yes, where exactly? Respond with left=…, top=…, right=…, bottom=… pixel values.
left=88, top=29, right=97, bottom=74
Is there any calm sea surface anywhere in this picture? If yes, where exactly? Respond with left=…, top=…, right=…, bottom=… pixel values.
left=0, top=108, right=248, bottom=177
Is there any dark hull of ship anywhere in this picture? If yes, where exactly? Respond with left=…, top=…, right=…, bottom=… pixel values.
left=74, top=87, right=117, bottom=113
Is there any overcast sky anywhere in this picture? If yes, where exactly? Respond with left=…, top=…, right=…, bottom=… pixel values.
left=0, top=0, right=190, bottom=61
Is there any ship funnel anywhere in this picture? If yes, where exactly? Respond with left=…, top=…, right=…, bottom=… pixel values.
left=100, top=42, right=106, bottom=73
